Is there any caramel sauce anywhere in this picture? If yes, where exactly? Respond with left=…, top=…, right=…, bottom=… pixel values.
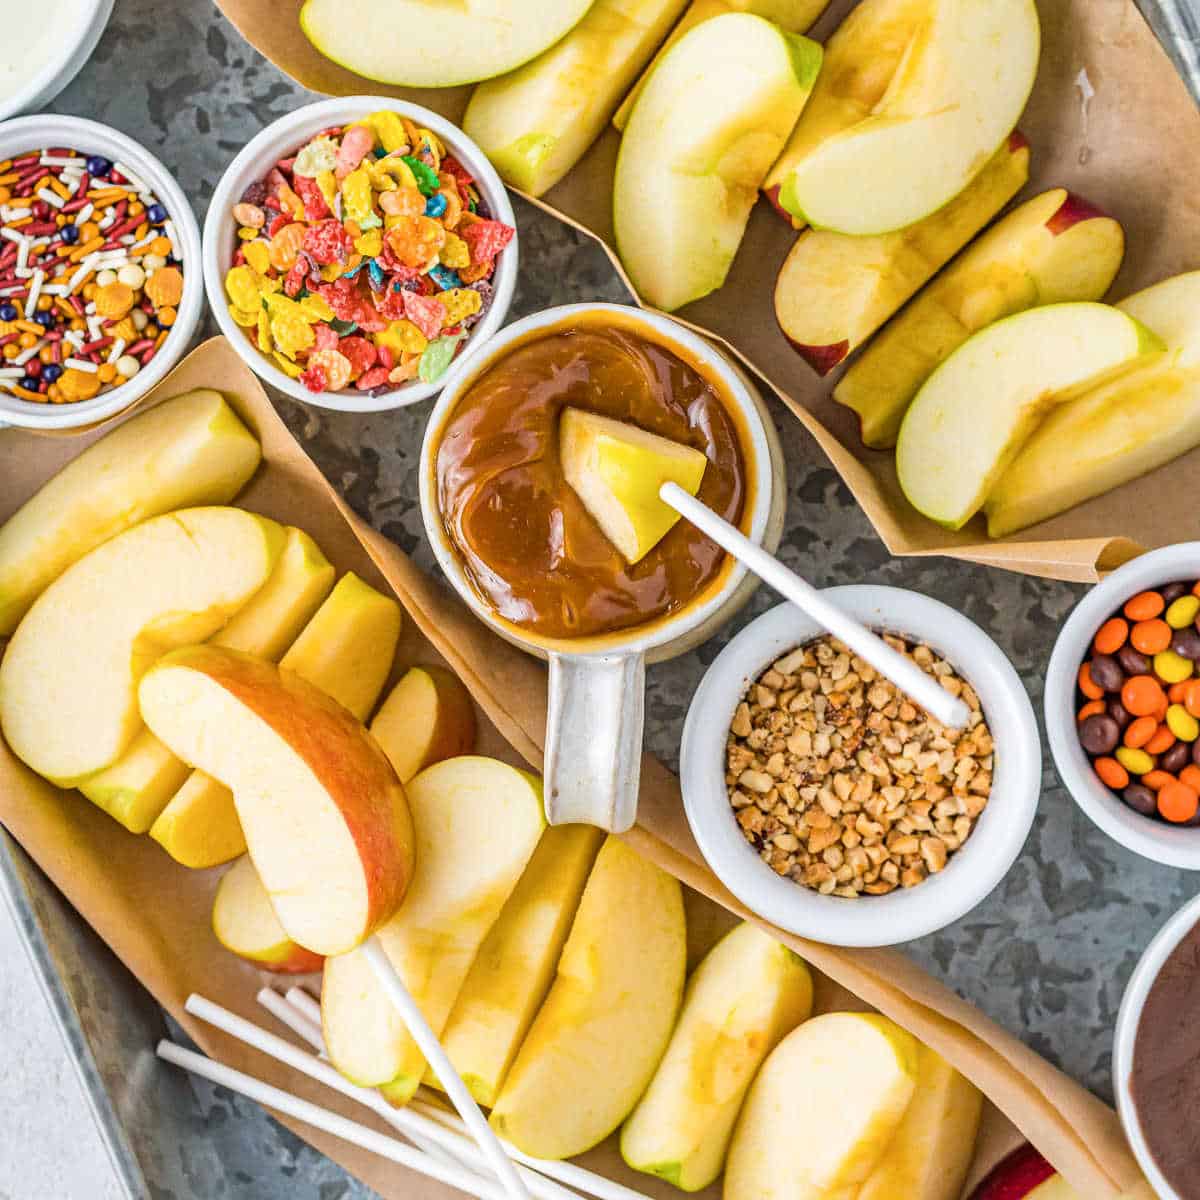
left=435, top=320, right=748, bottom=640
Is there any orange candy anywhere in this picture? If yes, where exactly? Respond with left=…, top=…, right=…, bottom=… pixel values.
left=1122, top=675, right=1167, bottom=717
left=1078, top=700, right=1106, bottom=722
left=1125, top=591, right=1166, bottom=621
left=1146, top=726, right=1178, bottom=755
left=1170, top=681, right=1192, bottom=703
left=1095, top=757, right=1130, bottom=790
left=1181, top=765, right=1200, bottom=793
left=1144, top=770, right=1176, bottom=791
left=1185, top=680, right=1200, bottom=719
left=1125, top=716, right=1159, bottom=748
left=1079, top=663, right=1104, bottom=700
left=1131, top=619, right=1172, bottom=655
left=1094, top=618, right=1129, bottom=655
left=1159, top=781, right=1200, bottom=823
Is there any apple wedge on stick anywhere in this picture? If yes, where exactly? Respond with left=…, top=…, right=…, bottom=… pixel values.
left=0, top=389, right=261, bottom=636
left=613, top=13, right=822, bottom=311
left=299, top=0, right=594, bottom=87
left=775, top=133, right=1030, bottom=376
left=621, top=922, right=813, bottom=1191
left=895, top=303, right=1164, bottom=530
left=150, top=569, right=399, bottom=869
left=613, top=0, right=829, bottom=132
left=369, top=666, right=477, bottom=784
left=436, top=824, right=604, bottom=1106
left=83, top=526, right=335, bottom=835
left=771, top=0, right=1040, bottom=234
left=836, top=189, right=1125, bottom=447
left=212, top=855, right=325, bottom=975
left=984, top=272, right=1200, bottom=537
left=463, top=0, right=690, bottom=197
left=0, top=508, right=285, bottom=785
left=560, top=407, right=708, bottom=563
left=139, top=645, right=413, bottom=957
left=321, top=757, right=545, bottom=1097
left=724, top=1012, right=919, bottom=1200
left=858, top=1044, right=983, bottom=1200
left=489, top=837, right=686, bottom=1160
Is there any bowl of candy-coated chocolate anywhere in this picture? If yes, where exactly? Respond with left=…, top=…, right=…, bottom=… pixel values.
left=1046, top=542, right=1200, bottom=869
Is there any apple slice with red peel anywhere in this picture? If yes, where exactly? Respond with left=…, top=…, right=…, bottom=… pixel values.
left=138, top=644, right=414, bottom=957
left=369, top=665, right=477, bottom=784
left=212, top=855, right=325, bottom=974
left=896, top=302, right=1164, bottom=529
left=968, top=1145, right=1078, bottom=1200
left=775, top=134, right=1029, bottom=376
left=836, top=188, right=1125, bottom=446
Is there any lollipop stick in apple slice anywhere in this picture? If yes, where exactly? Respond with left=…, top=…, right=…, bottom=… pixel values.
left=137, top=645, right=532, bottom=1200
left=658, top=484, right=971, bottom=730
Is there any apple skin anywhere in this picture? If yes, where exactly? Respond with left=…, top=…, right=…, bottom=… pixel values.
left=783, top=334, right=850, bottom=376
left=1046, top=192, right=1111, bottom=236
left=968, top=1145, right=1058, bottom=1200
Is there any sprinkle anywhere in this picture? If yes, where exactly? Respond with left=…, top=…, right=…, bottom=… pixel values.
left=113, top=163, right=151, bottom=196
left=36, top=187, right=65, bottom=210
left=73, top=203, right=93, bottom=226
left=14, top=339, right=46, bottom=366
left=25, top=268, right=43, bottom=314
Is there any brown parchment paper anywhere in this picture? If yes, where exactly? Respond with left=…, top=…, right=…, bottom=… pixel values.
left=214, top=0, right=1200, bottom=584
left=0, top=338, right=1152, bottom=1197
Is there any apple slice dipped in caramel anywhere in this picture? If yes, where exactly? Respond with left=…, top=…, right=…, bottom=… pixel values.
left=836, top=189, right=1125, bottom=447
left=560, top=407, right=708, bottom=564
left=774, top=133, right=1030, bottom=377
left=138, top=644, right=414, bottom=957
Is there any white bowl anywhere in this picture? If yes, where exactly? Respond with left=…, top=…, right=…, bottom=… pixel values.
left=1113, top=890, right=1200, bottom=1200
left=203, top=96, right=518, bottom=413
left=0, top=0, right=113, bottom=122
left=0, top=115, right=202, bottom=432
left=1045, top=542, right=1200, bottom=869
left=680, top=587, right=1041, bottom=947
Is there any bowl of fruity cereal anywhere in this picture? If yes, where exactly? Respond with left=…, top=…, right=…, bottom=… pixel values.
left=202, top=96, right=518, bottom=411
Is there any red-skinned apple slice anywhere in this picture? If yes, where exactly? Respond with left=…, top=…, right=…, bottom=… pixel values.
left=835, top=188, right=1125, bottom=446
left=369, top=665, right=477, bottom=783
left=775, top=134, right=1029, bottom=376
left=138, top=645, right=414, bottom=957
left=212, top=854, right=325, bottom=974
left=968, top=1145, right=1078, bottom=1200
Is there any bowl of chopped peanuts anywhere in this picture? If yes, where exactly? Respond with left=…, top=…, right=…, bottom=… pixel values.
left=680, top=586, right=1040, bottom=946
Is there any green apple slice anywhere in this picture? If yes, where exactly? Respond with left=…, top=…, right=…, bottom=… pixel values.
left=620, top=922, right=813, bottom=1191
left=559, top=407, right=708, bottom=563
left=724, top=1012, right=919, bottom=1200
left=613, top=12, right=822, bottom=311
left=299, top=0, right=595, bottom=87
left=896, top=302, right=1164, bottom=530
left=463, top=0, right=690, bottom=197
left=984, top=273, right=1200, bottom=537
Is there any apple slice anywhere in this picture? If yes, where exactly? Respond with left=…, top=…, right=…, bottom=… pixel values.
left=836, top=190, right=1125, bottom=447
left=0, top=389, right=260, bottom=636
left=858, top=1044, right=983, bottom=1200
left=299, top=0, right=594, bottom=87
left=613, top=0, right=829, bottom=132
left=620, top=921, right=813, bottom=1191
left=436, top=824, right=604, bottom=1106
left=212, top=855, right=325, bottom=975
left=151, top=566, right=396, bottom=869
left=613, top=13, right=822, bottom=311
left=724, top=1012, right=919, bottom=1200
left=773, top=0, right=1040, bottom=234
left=895, top=303, right=1164, bottom=529
left=83, top=526, right=336, bottom=835
left=369, top=665, right=477, bottom=784
left=463, top=0, right=690, bottom=197
left=321, top=757, right=545, bottom=1095
left=139, top=645, right=414, bottom=956
left=775, top=133, right=1029, bottom=376
left=489, top=837, right=686, bottom=1160
left=559, top=408, right=708, bottom=563
left=984, top=273, right=1200, bottom=537
left=968, top=1146, right=1078, bottom=1200
left=0, top=508, right=285, bottom=784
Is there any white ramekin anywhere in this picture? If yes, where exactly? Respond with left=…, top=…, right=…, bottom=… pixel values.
left=1046, top=543, right=1200, bottom=869
left=0, top=114, right=203, bottom=432
left=1113, top=890, right=1200, bottom=1200
left=0, top=0, right=113, bottom=122
left=680, top=587, right=1041, bottom=947
left=202, top=96, right=517, bottom=413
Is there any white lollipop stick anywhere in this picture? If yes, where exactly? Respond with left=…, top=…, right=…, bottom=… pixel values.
left=364, top=937, right=532, bottom=1200
left=660, top=482, right=971, bottom=729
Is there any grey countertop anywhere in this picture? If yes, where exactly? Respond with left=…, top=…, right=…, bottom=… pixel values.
left=5, top=0, right=1200, bottom=1196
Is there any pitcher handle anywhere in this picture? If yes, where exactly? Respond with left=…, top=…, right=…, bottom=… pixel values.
left=544, top=650, right=644, bottom=832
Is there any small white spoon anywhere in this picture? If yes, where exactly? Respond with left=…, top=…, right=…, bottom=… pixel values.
left=660, top=482, right=971, bottom=730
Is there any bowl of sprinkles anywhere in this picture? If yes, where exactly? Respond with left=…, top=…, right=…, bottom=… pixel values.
left=203, top=96, right=518, bottom=411
left=0, top=115, right=201, bottom=431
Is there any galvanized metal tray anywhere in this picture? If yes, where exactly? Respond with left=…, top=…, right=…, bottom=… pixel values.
left=4, top=1, right=1199, bottom=1197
